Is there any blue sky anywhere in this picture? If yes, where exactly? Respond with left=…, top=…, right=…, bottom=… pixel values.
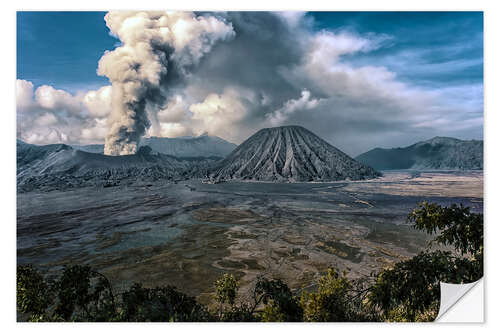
left=17, top=11, right=115, bottom=93
left=18, top=11, right=483, bottom=94
left=16, top=11, right=484, bottom=154
left=310, top=12, right=483, bottom=87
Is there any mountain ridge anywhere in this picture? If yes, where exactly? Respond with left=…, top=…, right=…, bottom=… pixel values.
left=355, top=136, right=483, bottom=170
left=16, top=140, right=219, bottom=192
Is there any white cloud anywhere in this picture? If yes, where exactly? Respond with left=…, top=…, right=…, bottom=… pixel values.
left=189, top=88, right=251, bottom=141
left=16, top=79, right=111, bottom=145
left=267, top=90, right=322, bottom=126
left=16, top=79, right=34, bottom=110
left=275, top=11, right=306, bottom=28
left=80, top=118, right=108, bottom=142
left=309, top=31, right=378, bottom=62
left=35, top=85, right=81, bottom=113
left=36, top=113, right=58, bottom=126
left=158, top=122, right=192, bottom=138
left=82, top=85, right=112, bottom=118
left=157, top=95, right=188, bottom=123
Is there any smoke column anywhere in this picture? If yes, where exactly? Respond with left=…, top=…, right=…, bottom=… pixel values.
left=98, top=11, right=235, bottom=155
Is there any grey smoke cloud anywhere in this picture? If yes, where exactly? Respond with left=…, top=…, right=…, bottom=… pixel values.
left=97, top=11, right=235, bottom=155
left=158, top=12, right=482, bottom=155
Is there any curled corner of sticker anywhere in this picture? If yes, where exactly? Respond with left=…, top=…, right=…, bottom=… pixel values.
left=435, top=278, right=484, bottom=322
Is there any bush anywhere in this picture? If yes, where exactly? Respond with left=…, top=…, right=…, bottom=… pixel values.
left=54, top=265, right=116, bottom=321
left=254, top=277, right=303, bottom=321
left=16, top=265, right=52, bottom=320
left=119, top=283, right=212, bottom=321
left=300, top=268, right=351, bottom=321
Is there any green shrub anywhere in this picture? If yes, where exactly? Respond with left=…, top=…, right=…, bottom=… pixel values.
left=300, top=269, right=352, bottom=321
left=17, top=265, right=52, bottom=320
left=119, top=283, right=211, bottom=322
left=254, top=277, right=302, bottom=321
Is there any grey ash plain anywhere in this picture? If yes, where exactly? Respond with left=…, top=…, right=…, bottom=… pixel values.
left=17, top=171, right=483, bottom=304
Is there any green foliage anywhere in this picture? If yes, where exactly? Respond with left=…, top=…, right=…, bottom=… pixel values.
left=384, top=302, right=440, bottom=322
left=408, top=201, right=483, bottom=256
left=300, top=268, right=352, bottom=321
left=300, top=268, right=378, bottom=322
left=214, top=273, right=237, bottom=306
left=16, top=265, right=52, bottom=319
left=260, top=300, right=286, bottom=322
left=217, top=303, right=257, bottom=322
left=213, top=273, right=257, bottom=321
left=54, top=265, right=116, bottom=321
left=369, top=250, right=477, bottom=321
left=254, top=277, right=303, bottom=321
left=119, top=283, right=211, bottom=321
left=17, top=264, right=117, bottom=321
left=17, top=264, right=210, bottom=322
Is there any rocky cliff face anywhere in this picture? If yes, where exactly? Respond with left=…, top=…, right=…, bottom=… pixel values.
left=211, top=126, right=381, bottom=182
left=355, top=136, right=483, bottom=170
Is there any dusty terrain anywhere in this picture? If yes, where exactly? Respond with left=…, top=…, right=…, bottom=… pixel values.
left=17, top=170, right=483, bottom=304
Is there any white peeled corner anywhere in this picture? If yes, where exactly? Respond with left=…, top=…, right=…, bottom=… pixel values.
left=436, top=278, right=484, bottom=322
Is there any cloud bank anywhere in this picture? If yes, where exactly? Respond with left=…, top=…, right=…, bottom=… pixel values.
left=17, top=11, right=483, bottom=156
left=16, top=79, right=110, bottom=145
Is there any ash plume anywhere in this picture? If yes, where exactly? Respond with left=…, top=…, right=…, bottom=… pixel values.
left=98, top=11, right=235, bottom=155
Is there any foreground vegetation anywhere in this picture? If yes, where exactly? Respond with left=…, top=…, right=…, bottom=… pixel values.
left=17, top=202, right=483, bottom=322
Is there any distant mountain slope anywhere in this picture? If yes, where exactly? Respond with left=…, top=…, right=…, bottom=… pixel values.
left=17, top=140, right=74, bottom=168
left=70, top=134, right=236, bottom=158
left=211, top=125, right=380, bottom=182
left=17, top=140, right=219, bottom=192
left=140, top=134, right=236, bottom=158
left=355, top=137, right=483, bottom=170
left=70, top=144, right=104, bottom=154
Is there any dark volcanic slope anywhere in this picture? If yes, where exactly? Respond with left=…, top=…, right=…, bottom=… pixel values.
left=211, top=126, right=380, bottom=182
left=356, top=137, right=483, bottom=170
left=17, top=140, right=219, bottom=192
